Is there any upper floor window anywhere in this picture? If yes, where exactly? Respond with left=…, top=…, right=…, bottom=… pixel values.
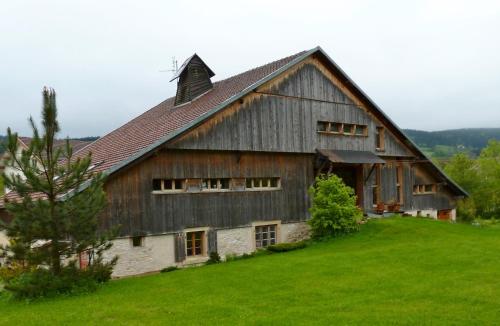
left=152, top=179, right=186, bottom=192
left=317, top=121, right=367, bottom=136
left=376, top=127, right=385, bottom=151
left=246, top=178, right=280, bottom=190
left=153, top=177, right=280, bottom=194
left=413, top=184, right=436, bottom=195
left=201, top=178, right=230, bottom=191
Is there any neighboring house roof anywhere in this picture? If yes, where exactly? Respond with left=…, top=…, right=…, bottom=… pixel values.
left=2, top=46, right=468, bottom=206
left=18, top=137, right=92, bottom=153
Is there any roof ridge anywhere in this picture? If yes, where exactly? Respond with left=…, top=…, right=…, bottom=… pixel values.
left=72, top=50, right=308, bottom=158
left=213, top=50, right=307, bottom=86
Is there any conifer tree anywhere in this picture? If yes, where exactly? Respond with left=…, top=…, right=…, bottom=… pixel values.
left=1, top=87, right=114, bottom=275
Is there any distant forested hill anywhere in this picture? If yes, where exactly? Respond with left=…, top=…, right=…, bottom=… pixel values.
left=403, top=128, right=500, bottom=158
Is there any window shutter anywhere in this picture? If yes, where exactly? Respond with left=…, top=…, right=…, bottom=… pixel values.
left=207, top=229, right=217, bottom=254
left=174, top=233, right=186, bottom=263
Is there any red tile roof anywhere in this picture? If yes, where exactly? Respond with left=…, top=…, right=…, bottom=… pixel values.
left=72, top=50, right=307, bottom=174
left=0, top=50, right=307, bottom=208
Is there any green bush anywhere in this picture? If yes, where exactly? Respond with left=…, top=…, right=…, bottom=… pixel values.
left=224, top=250, right=270, bottom=262
left=308, top=174, right=362, bottom=238
left=160, top=266, right=178, bottom=273
left=267, top=241, right=307, bottom=252
left=456, top=199, right=477, bottom=223
left=0, top=262, right=28, bottom=283
left=2, top=260, right=115, bottom=300
left=206, top=251, right=221, bottom=265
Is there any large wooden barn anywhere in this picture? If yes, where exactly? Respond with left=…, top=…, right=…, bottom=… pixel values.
left=1, top=47, right=467, bottom=276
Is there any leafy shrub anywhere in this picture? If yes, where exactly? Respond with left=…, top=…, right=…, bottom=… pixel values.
left=0, top=262, right=28, bottom=283
left=206, top=251, right=221, bottom=264
left=308, top=174, right=362, bottom=238
left=267, top=241, right=307, bottom=252
left=2, top=259, right=115, bottom=300
left=224, top=250, right=270, bottom=262
left=160, top=266, right=178, bottom=273
left=86, top=258, right=115, bottom=283
left=456, top=199, right=477, bottom=223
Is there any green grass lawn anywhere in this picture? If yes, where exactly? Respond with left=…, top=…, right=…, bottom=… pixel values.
left=2, top=217, right=500, bottom=325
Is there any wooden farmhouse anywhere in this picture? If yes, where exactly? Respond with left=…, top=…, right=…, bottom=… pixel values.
left=0, top=47, right=467, bottom=277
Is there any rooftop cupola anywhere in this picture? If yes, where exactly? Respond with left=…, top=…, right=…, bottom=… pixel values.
left=170, top=54, right=215, bottom=106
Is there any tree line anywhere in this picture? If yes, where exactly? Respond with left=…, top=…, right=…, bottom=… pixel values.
left=443, top=140, right=500, bottom=221
left=404, top=128, right=500, bottom=157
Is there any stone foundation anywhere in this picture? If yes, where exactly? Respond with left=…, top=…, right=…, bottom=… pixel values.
left=1, top=221, right=311, bottom=276
left=280, top=222, right=310, bottom=242
left=216, top=227, right=254, bottom=259
left=405, top=209, right=438, bottom=219
left=104, top=234, right=176, bottom=278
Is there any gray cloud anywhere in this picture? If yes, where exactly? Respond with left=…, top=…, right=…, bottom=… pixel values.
left=1, top=0, right=499, bottom=137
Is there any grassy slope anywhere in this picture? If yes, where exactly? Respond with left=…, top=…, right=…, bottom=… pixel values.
left=2, top=218, right=500, bottom=325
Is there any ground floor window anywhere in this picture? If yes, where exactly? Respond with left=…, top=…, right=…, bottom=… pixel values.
left=255, top=225, right=277, bottom=248
left=131, top=235, right=144, bottom=247
left=186, top=231, right=205, bottom=256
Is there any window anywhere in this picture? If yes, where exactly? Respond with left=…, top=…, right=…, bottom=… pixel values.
left=372, top=164, right=381, bottom=206
left=355, top=125, right=367, bottom=136
left=153, top=179, right=162, bottom=191
left=317, top=121, right=367, bottom=136
left=343, top=124, right=355, bottom=135
left=255, top=225, right=277, bottom=248
left=376, top=127, right=385, bottom=151
left=201, top=178, right=230, bottom=191
left=245, top=178, right=281, bottom=190
left=317, top=121, right=329, bottom=132
left=330, top=122, right=342, bottom=133
left=152, top=179, right=186, bottom=192
left=413, top=184, right=436, bottom=194
left=131, top=236, right=144, bottom=247
left=186, top=231, right=205, bottom=256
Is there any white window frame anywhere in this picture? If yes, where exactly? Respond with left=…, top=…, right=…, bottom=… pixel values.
left=201, top=178, right=231, bottom=192
left=152, top=179, right=187, bottom=194
left=184, top=227, right=210, bottom=263
left=245, top=178, right=281, bottom=191
left=252, top=220, right=281, bottom=250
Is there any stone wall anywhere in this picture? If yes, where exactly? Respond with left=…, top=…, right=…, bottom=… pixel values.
left=216, top=227, right=254, bottom=259
left=281, top=222, right=311, bottom=243
left=405, top=209, right=438, bottom=219
left=104, top=234, right=176, bottom=278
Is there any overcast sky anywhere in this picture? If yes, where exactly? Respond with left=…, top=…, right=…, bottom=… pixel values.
left=1, top=0, right=499, bottom=138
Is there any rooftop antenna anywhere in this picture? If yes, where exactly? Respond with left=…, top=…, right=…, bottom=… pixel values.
left=159, top=57, right=178, bottom=77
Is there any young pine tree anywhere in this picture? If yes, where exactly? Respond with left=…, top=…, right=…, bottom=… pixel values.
left=1, top=87, right=114, bottom=276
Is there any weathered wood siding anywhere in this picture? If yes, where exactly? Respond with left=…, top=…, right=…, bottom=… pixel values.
left=175, top=56, right=213, bottom=105
left=410, top=164, right=455, bottom=211
left=362, top=161, right=455, bottom=212
left=102, top=150, right=314, bottom=236
left=170, top=63, right=412, bottom=157
left=362, top=161, right=412, bottom=211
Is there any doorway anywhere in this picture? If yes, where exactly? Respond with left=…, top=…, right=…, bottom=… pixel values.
left=330, top=165, right=363, bottom=207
